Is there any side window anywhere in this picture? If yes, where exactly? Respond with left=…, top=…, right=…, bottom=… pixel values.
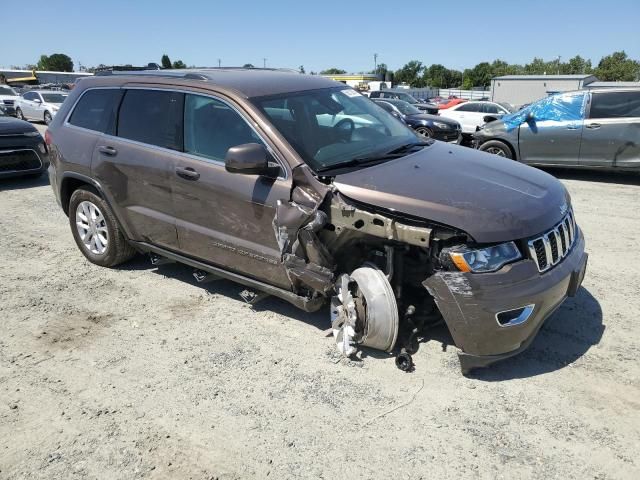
left=184, top=94, right=263, bottom=162
left=456, top=103, right=480, bottom=112
left=482, top=103, right=500, bottom=114
left=69, top=89, right=122, bottom=134
left=117, top=89, right=184, bottom=150
left=376, top=101, right=394, bottom=113
left=590, top=92, right=640, bottom=119
left=23, top=92, right=36, bottom=101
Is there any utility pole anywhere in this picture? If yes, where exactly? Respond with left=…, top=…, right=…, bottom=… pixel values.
left=557, top=55, right=561, bottom=75
left=218, top=58, right=221, bottom=68
left=263, top=58, right=267, bottom=68
left=374, top=53, right=378, bottom=74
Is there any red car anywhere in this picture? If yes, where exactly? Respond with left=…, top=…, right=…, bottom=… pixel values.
left=437, top=98, right=467, bottom=110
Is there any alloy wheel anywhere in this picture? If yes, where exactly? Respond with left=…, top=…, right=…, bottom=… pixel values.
left=75, top=201, right=109, bottom=255
left=44, top=112, right=52, bottom=125
left=486, top=146, right=506, bottom=157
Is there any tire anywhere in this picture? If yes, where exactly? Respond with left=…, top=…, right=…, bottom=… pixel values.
left=479, top=140, right=514, bottom=159
left=68, top=188, right=135, bottom=267
left=44, top=111, right=53, bottom=125
left=415, top=126, right=433, bottom=138
left=16, top=108, right=25, bottom=120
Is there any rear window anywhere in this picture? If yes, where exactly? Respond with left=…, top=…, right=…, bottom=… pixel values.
left=117, top=89, right=184, bottom=150
left=69, top=89, right=122, bottom=134
left=590, top=91, right=640, bottom=119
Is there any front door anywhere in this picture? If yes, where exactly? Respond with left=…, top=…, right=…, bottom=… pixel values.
left=580, top=90, right=640, bottom=168
left=518, top=92, right=586, bottom=166
left=21, top=92, right=38, bottom=119
left=171, top=93, right=292, bottom=288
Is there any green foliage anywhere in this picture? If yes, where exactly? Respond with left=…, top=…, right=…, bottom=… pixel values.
left=299, top=65, right=306, bottom=74
left=394, top=61, right=425, bottom=87
left=37, top=53, right=74, bottom=72
left=172, top=60, right=187, bottom=69
left=161, top=54, right=172, bottom=69
left=243, top=63, right=256, bottom=68
left=594, top=51, right=639, bottom=81
left=320, top=68, right=347, bottom=75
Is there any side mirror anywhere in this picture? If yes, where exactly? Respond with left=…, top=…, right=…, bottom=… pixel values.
left=525, top=111, right=534, bottom=122
left=225, top=143, right=281, bottom=178
left=33, top=98, right=42, bottom=104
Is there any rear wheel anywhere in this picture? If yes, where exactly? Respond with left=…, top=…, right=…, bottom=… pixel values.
left=44, top=111, right=53, bottom=125
left=479, top=140, right=513, bottom=159
left=415, top=126, right=433, bottom=138
left=68, top=188, right=135, bottom=267
left=16, top=108, right=25, bottom=120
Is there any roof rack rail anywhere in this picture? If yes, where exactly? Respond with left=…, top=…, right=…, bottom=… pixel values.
left=94, top=63, right=162, bottom=75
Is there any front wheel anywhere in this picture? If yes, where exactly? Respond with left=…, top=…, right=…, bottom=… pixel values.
left=68, top=188, right=135, bottom=267
left=16, top=108, right=25, bottom=120
left=479, top=140, right=513, bottom=159
left=44, top=111, right=53, bottom=125
left=415, top=126, right=433, bottom=138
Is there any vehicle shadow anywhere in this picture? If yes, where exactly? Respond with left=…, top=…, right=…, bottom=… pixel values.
left=466, top=286, right=604, bottom=381
left=118, top=255, right=328, bottom=330
left=0, top=173, right=50, bottom=191
left=541, top=167, right=640, bottom=186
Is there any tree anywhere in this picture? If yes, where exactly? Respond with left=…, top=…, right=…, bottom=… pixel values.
left=172, top=60, right=187, bottom=69
left=299, top=65, right=306, bottom=74
left=595, top=51, right=640, bottom=81
left=243, top=63, right=256, bottom=68
left=161, top=54, right=172, bottom=69
left=394, top=61, right=425, bottom=87
left=564, top=55, right=592, bottom=75
left=320, top=68, right=347, bottom=75
left=466, top=62, right=493, bottom=88
left=369, top=63, right=388, bottom=78
left=37, top=53, right=73, bottom=72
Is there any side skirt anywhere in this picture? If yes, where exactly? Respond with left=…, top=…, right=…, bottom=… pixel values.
left=131, top=241, right=326, bottom=313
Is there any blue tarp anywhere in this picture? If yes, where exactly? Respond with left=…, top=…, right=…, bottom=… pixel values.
left=501, top=92, right=586, bottom=131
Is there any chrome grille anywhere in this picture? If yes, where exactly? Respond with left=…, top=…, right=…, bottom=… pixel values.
left=527, top=210, right=577, bottom=272
left=3, top=100, right=15, bottom=105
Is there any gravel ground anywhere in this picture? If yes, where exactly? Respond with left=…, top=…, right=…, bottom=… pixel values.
left=1, top=126, right=639, bottom=479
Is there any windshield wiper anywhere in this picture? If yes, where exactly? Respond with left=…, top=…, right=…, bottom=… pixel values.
left=315, top=141, right=430, bottom=174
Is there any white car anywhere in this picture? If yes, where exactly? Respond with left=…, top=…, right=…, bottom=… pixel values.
left=0, top=85, right=20, bottom=116
left=439, top=101, right=515, bottom=134
left=15, top=90, right=69, bottom=125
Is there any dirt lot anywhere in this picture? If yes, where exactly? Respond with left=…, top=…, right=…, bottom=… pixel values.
left=1, top=132, right=639, bottom=478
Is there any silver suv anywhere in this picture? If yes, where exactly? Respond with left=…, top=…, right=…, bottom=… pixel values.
left=474, top=88, right=640, bottom=170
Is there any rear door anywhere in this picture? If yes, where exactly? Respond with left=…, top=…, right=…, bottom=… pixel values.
left=517, top=92, right=586, bottom=166
left=441, top=103, right=482, bottom=133
left=171, top=92, right=292, bottom=288
left=91, top=88, right=182, bottom=249
left=580, top=90, right=640, bottom=168
left=21, top=92, right=37, bottom=119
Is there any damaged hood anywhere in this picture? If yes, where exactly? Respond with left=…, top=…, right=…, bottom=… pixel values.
left=332, top=141, right=569, bottom=243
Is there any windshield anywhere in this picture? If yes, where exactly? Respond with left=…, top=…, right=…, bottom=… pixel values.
left=254, top=87, right=420, bottom=172
left=0, top=86, right=18, bottom=96
left=392, top=101, right=421, bottom=116
left=396, top=92, right=418, bottom=103
left=41, top=93, right=68, bottom=104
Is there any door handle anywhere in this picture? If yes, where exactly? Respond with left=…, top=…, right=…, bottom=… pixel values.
left=585, top=123, right=601, bottom=129
left=175, top=166, right=200, bottom=180
left=97, top=145, right=117, bottom=156
left=566, top=125, right=579, bottom=130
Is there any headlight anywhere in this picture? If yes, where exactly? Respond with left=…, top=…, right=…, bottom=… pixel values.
left=433, top=122, right=451, bottom=130
left=448, top=242, right=522, bottom=273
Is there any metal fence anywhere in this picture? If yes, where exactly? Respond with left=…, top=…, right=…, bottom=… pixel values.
left=381, top=87, right=491, bottom=100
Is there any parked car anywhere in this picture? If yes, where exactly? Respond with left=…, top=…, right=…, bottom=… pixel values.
left=373, top=99, right=461, bottom=141
left=0, top=108, right=49, bottom=178
left=474, top=88, right=640, bottom=170
left=46, top=69, right=587, bottom=374
left=439, top=101, right=515, bottom=134
left=0, top=85, right=20, bottom=116
left=369, top=90, right=439, bottom=114
left=16, top=90, right=69, bottom=125
left=437, top=98, right=467, bottom=110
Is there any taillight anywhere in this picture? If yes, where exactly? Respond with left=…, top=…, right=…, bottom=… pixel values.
left=44, top=129, right=52, bottom=146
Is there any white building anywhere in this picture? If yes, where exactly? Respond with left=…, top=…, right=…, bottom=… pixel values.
left=490, top=74, right=598, bottom=106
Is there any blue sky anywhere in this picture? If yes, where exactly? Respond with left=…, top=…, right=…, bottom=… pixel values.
left=3, top=0, right=639, bottom=72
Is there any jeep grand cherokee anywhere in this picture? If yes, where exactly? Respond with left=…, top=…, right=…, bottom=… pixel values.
left=46, top=68, right=588, bottom=374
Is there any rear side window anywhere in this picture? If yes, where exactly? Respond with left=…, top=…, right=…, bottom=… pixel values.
left=117, top=89, right=184, bottom=150
left=184, top=94, right=263, bottom=161
left=590, top=91, right=640, bottom=119
left=482, top=103, right=500, bottom=114
left=69, top=89, right=122, bottom=134
left=456, top=103, right=481, bottom=112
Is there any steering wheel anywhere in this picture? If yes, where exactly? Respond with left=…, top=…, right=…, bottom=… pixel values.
left=333, top=118, right=355, bottom=142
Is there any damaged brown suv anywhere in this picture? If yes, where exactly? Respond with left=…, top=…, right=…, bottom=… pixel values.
left=47, top=68, right=588, bottom=374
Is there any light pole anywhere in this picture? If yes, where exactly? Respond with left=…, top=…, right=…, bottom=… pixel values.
left=218, top=58, right=221, bottom=68
left=374, top=53, right=378, bottom=74
left=557, top=55, right=561, bottom=75
left=263, top=58, right=267, bottom=68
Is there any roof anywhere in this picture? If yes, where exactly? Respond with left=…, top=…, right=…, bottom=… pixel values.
left=585, top=81, right=640, bottom=88
left=87, top=68, right=341, bottom=98
left=493, top=74, right=597, bottom=81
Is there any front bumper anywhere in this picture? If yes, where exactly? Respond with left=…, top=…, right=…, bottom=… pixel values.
left=0, top=137, right=49, bottom=179
left=423, top=228, right=587, bottom=374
